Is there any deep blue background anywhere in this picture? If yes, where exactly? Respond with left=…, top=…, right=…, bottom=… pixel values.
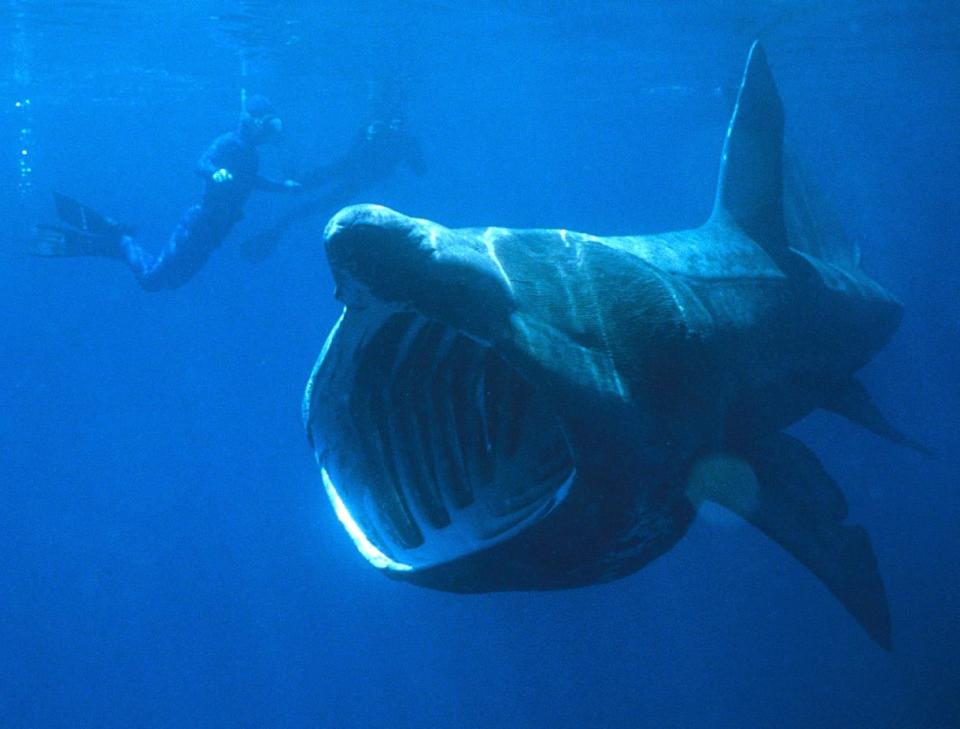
left=1, top=2, right=957, bottom=727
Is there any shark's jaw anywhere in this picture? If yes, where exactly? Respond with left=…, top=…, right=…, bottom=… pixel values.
left=304, top=302, right=576, bottom=574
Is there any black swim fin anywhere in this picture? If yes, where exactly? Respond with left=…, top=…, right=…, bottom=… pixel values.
left=28, top=223, right=124, bottom=259
left=29, top=193, right=132, bottom=259
left=52, top=192, right=119, bottom=235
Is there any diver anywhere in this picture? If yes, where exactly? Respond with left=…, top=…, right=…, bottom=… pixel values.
left=239, top=80, right=425, bottom=262
left=30, top=95, right=301, bottom=291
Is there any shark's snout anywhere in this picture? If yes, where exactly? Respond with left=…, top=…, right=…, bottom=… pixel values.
left=323, top=204, right=515, bottom=343
left=324, top=204, right=432, bottom=308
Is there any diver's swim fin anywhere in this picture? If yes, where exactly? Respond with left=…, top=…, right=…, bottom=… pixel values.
left=53, top=192, right=117, bottom=235
left=52, top=192, right=137, bottom=237
left=27, top=223, right=124, bottom=259
left=30, top=193, right=132, bottom=259
left=28, top=224, right=84, bottom=257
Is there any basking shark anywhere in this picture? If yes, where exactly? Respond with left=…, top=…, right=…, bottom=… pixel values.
left=303, top=43, right=921, bottom=648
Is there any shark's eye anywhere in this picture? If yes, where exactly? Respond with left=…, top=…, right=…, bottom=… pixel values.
left=306, top=309, right=575, bottom=572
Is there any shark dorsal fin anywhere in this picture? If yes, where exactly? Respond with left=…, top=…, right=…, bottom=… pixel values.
left=783, top=150, right=862, bottom=272
left=709, top=41, right=788, bottom=254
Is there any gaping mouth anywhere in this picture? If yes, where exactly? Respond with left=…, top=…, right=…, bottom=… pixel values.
left=304, top=304, right=576, bottom=572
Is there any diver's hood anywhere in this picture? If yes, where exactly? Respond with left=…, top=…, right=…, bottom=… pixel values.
left=239, top=113, right=281, bottom=144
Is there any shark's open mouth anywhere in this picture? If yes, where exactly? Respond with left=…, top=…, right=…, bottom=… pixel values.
left=304, top=305, right=576, bottom=572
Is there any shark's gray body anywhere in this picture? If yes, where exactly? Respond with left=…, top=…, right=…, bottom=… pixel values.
left=303, top=44, right=918, bottom=648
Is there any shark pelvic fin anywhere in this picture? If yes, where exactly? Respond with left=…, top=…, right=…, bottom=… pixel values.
left=823, top=377, right=932, bottom=455
left=688, top=434, right=892, bottom=649
left=709, top=41, right=788, bottom=256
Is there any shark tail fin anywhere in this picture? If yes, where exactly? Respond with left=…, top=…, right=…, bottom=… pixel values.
left=688, top=434, right=892, bottom=649
left=709, top=41, right=789, bottom=257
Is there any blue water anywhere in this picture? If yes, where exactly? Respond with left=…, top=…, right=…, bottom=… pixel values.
left=2, top=2, right=958, bottom=727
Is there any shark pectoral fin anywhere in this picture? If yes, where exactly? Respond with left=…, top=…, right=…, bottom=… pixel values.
left=823, top=376, right=932, bottom=455
left=688, top=434, right=892, bottom=649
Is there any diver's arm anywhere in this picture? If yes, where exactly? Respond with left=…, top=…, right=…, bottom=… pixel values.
left=254, top=174, right=302, bottom=193
left=195, top=133, right=234, bottom=180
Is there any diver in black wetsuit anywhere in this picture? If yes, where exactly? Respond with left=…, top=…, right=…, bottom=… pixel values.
left=31, top=95, right=301, bottom=291
left=301, top=115, right=426, bottom=194
left=239, top=87, right=425, bottom=262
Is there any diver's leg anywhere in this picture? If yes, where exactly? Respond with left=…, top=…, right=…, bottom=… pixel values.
left=119, top=235, right=167, bottom=292
left=30, top=195, right=229, bottom=292
left=30, top=222, right=193, bottom=293
left=125, top=204, right=232, bottom=291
